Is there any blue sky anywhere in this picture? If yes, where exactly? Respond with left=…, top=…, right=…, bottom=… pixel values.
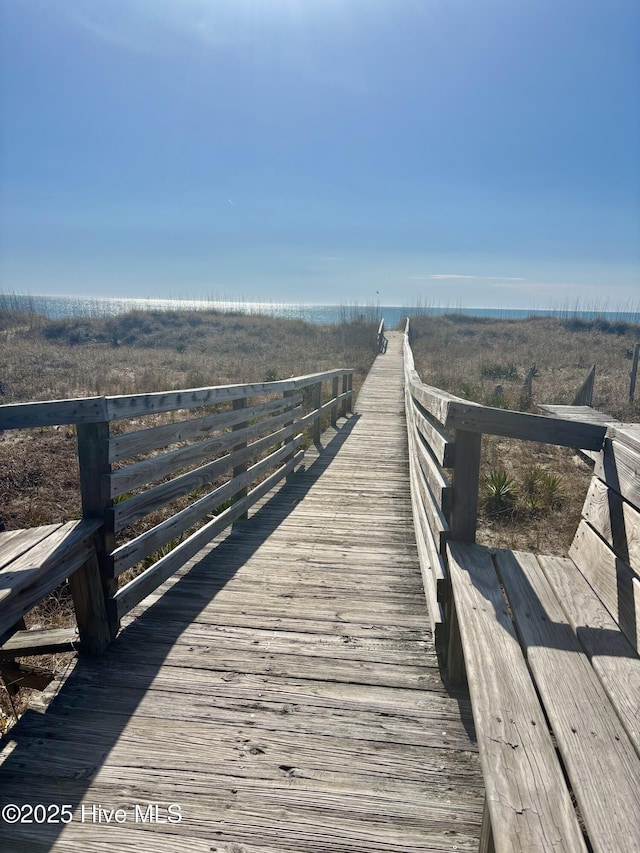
left=1, top=0, right=639, bottom=309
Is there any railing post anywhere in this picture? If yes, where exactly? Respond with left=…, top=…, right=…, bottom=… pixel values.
left=283, top=388, right=298, bottom=480
left=75, top=421, right=115, bottom=646
left=347, top=373, right=353, bottom=413
left=331, top=376, right=339, bottom=427
left=232, top=397, right=249, bottom=519
left=449, top=430, right=481, bottom=543
left=313, top=380, right=322, bottom=444
left=630, top=343, right=640, bottom=402
left=446, top=428, right=481, bottom=686
left=341, top=374, right=349, bottom=417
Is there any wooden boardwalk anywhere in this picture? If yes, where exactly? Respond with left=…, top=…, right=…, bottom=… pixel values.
left=0, top=332, right=483, bottom=852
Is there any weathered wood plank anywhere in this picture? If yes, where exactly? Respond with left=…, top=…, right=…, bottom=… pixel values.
left=108, top=394, right=302, bottom=462
left=445, top=399, right=606, bottom=449
left=580, top=476, right=640, bottom=573
left=449, top=430, right=481, bottom=543
left=104, top=370, right=351, bottom=420
left=495, top=549, right=640, bottom=853
left=110, top=421, right=301, bottom=531
left=595, top=436, right=640, bottom=511
left=537, top=554, right=640, bottom=757
left=0, top=519, right=103, bottom=637
left=0, top=396, right=108, bottom=429
left=447, top=541, right=587, bottom=852
left=108, top=404, right=302, bottom=498
left=411, top=397, right=456, bottom=468
left=0, top=626, right=79, bottom=658
left=569, top=519, right=640, bottom=654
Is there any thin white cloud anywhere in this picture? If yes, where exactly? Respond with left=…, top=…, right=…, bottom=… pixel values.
left=409, top=274, right=527, bottom=282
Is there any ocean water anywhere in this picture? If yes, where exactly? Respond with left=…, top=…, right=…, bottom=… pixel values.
left=1, top=293, right=639, bottom=327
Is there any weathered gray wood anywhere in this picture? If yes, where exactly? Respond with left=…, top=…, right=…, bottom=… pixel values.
left=76, top=420, right=117, bottom=636
left=411, top=397, right=456, bottom=468
left=581, top=476, right=640, bottom=573
left=494, top=549, right=640, bottom=853
left=572, top=364, right=596, bottom=406
left=331, top=376, right=339, bottom=427
left=449, top=430, right=481, bottom=543
left=108, top=404, right=302, bottom=498
left=108, top=394, right=303, bottom=463
left=629, top=342, right=639, bottom=402
left=595, top=436, right=640, bottom=512
left=413, top=431, right=452, bottom=519
left=537, top=553, right=640, bottom=757
left=0, top=396, right=108, bottom=429
left=115, top=444, right=304, bottom=618
left=110, top=421, right=301, bottom=532
left=0, top=524, right=61, bottom=571
left=0, top=519, right=104, bottom=637
left=111, top=435, right=303, bottom=576
left=312, top=380, right=322, bottom=443
left=569, top=519, right=640, bottom=654
left=341, top=373, right=349, bottom=417
left=0, top=626, right=79, bottom=658
left=0, top=332, right=485, bottom=852
left=447, top=541, right=587, bottom=852
left=67, top=544, right=111, bottom=655
left=445, top=399, right=606, bottom=450
left=104, top=370, right=351, bottom=420
left=537, top=404, right=621, bottom=428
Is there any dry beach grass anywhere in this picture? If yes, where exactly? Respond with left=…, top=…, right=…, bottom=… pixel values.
left=407, top=313, right=640, bottom=554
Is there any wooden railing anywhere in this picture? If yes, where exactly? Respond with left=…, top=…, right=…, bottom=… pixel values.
left=377, top=319, right=388, bottom=353
left=402, top=318, right=606, bottom=655
left=0, top=368, right=353, bottom=640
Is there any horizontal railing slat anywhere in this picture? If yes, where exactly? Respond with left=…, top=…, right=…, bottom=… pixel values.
left=114, top=447, right=304, bottom=619
left=111, top=434, right=303, bottom=576
left=108, top=394, right=303, bottom=462
left=105, top=370, right=352, bottom=421
left=445, top=400, right=606, bottom=450
left=0, top=397, right=108, bottom=429
left=109, top=421, right=300, bottom=532
left=0, top=372, right=352, bottom=428
left=411, top=398, right=456, bottom=468
left=108, top=405, right=302, bottom=498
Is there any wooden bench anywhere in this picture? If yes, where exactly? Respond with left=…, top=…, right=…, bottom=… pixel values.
left=402, top=321, right=640, bottom=851
left=446, top=426, right=640, bottom=851
left=0, top=520, right=110, bottom=682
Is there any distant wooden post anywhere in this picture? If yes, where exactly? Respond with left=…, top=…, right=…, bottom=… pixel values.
left=449, top=430, right=482, bottom=543
left=523, top=363, right=536, bottom=397
left=630, top=343, right=640, bottom=402
left=232, top=398, right=249, bottom=519
left=283, top=389, right=297, bottom=480
left=572, top=364, right=596, bottom=407
left=313, top=381, right=322, bottom=444
left=76, top=421, right=115, bottom=646
left=331, top=376, right=339, bottom=427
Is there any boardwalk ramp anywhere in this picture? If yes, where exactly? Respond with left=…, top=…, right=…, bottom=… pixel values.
left=0, top=332, right=483, bottom=852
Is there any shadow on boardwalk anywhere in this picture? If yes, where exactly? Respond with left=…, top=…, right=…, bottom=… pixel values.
left=0, top=417, right=365, bottom=851
left=0, top=334, right=483, bottom=852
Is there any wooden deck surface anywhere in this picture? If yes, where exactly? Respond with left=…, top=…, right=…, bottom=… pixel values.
left=0, top=332, right=483, bottom=852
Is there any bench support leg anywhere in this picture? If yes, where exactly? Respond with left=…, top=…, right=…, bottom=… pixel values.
left=68, top=548, right=111, bottom=655
left=446, top=600, right=466, bottom=687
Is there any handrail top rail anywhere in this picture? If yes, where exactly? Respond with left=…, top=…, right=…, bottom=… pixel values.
left=403, top=317, right=606, bottom=451
left=0, top=367, right=354, bottom=430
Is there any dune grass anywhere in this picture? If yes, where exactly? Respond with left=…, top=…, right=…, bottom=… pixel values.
left=407, top=313, right=640, bottom=554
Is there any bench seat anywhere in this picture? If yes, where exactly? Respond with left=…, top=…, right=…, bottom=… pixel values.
left=0, top=519, right=109, bottom=656
left=447, top=541, right=640, bottom=853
